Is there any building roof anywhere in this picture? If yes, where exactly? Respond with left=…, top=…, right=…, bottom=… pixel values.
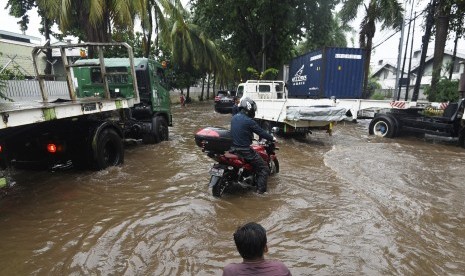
left=410, top=49, right=465, bottom=73
left=0, top=30, right=41, bottom=44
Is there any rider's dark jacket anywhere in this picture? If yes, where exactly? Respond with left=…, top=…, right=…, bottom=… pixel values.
left=231, top=112, right=274, bottom=148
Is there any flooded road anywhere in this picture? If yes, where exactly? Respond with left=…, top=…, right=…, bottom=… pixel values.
left=1, top=101, right=464, bottom=275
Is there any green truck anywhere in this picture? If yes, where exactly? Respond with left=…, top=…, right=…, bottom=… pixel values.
left=0, top=43, right=172, bottom=184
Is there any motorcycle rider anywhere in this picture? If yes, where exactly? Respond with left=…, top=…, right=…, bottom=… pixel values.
left=230, top=97, right=276, bottom=194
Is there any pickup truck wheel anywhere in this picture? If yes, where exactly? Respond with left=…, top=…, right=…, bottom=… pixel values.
left=142, top=116, right=169, bottom=144
left=369, top=116, right=396, bottom=138
left=262, top=121, right=272, bottom=133
left=458, top=127, right=465, bottom=148
left=94, top=128, right=124, bottom=170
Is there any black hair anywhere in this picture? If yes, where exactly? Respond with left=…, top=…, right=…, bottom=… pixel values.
left=233, top=222, right=267, bottom=260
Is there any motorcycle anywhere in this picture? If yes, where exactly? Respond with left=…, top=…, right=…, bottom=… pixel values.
left=195, top=126, right=279, bottom=197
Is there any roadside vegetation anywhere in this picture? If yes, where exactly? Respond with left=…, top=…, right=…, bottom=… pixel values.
left=4, top=0, right=465, bottom=102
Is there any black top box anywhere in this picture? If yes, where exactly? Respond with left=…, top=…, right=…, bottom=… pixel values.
left=195, top=127, right=232, bottom=153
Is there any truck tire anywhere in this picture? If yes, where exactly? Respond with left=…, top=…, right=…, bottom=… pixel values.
left=458, top=127, right=465, bottom=148
left=369, top=116, right=397, bottom=138
left=93, top=128, right=124, bottom=170
left=142, top=116, right=169, bottom=144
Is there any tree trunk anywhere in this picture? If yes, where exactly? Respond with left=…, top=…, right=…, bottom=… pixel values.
left=145, top=1, right=153, bottom=58
left=412, top=1, right=435, bottom=102
left=43, top=16, right=52, bottom=78
left=362, top=20, right=376, bottom=99
left=200, top=76, right=205, bottom=101
left=206, top=73, right=211, bottom=100
left=431, top=1, right=451, bottom=98
left=212, top=73, right=216, bottom=97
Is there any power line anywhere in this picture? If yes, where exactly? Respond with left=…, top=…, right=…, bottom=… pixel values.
left=372, top=9, right=426, bottom=50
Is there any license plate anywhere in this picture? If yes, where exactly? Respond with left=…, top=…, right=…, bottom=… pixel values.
left=209, top=167, right=224, bottom=177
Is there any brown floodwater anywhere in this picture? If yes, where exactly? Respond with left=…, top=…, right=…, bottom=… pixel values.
left=0, top=101, right=464, bottom=275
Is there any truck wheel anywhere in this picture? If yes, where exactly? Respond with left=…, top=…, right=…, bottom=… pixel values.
left=94, top=128, right=124, bottom=170
left=369, top=116, right=396, bottom=138
left=458, top=128, right=465, bottom=148
left=154, top=116, right=169, bottom=142
left=142, top=116, right=169, bottom=144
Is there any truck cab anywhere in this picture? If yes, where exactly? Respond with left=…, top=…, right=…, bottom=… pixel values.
left=237, top=80, right=286, bottom=100
left=73, top=58, right=172, bottom=126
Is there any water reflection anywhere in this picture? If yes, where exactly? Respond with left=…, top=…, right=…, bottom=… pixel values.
left=0, top=102, right=464, bottom=275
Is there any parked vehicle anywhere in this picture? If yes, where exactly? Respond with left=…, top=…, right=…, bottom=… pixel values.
left=0, top=42, right=171, bottom=187
left=214, top=90, right=237, bottom=114
left=238, top=80, right=347, bottom=135
left=195, top=126, right=279, bottom=197
left=368, top=98, right=465, bottom=147
left=287, top=47, right=366, bottom=99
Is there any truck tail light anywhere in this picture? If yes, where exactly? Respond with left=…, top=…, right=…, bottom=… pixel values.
left=0, top=145, right=2, bottom=153
left=47, top=144, right=57, bottom=153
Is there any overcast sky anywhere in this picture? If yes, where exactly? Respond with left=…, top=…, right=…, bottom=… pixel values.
left=1, top=2, right=464, bottom=68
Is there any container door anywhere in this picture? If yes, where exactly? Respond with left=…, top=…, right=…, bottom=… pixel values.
left=323, top=48, right=365, bottom=99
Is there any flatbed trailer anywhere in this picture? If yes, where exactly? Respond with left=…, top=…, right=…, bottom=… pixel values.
left=0, top=42, right=172, bottom=188
left=236, top=80, right=434, bottom=135
left=368, top=98, right=465, bottom=147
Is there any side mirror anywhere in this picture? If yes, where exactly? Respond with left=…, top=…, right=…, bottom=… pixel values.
left=271, top=127, right=279, bottom=133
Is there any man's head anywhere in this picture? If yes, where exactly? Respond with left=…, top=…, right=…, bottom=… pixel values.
left=233, top=222, right=267, bottom=260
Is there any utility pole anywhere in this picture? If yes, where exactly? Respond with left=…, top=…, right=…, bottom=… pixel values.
left=395, top=2, right=407, bottom=100
left=399, top=0, right=415, bottom=100
left=405, top=12, right=416, bottom=100
left=412, top=0, right=435, bottom=102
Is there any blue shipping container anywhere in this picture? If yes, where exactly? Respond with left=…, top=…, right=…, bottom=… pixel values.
left=287, top=47, right=366, bottom=99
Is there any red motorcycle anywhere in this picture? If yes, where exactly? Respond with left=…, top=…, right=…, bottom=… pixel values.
left=195, top=126, right=279, bottom=197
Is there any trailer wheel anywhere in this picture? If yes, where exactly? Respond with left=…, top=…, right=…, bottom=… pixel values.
left=94, top=128, right=124, bottom=170
left=142, top=116, right=169, bottom=144
left=369, top=116, right=396, bottom=138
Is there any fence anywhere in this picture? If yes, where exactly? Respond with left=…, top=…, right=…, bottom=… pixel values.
left=2, top=80, right=217, bottom=103
left=2, top=80, right=70, bottom=102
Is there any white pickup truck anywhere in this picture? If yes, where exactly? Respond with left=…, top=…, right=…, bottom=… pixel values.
left=236, top=80, right=347, bottom=135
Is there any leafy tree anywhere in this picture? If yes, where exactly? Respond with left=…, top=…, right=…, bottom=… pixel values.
left=430, top=0, right=465, bottom=96
left=191, top=0, right=340, bottom=79
left=424, top=78, right=459, bottom=102
left=6, top=0, right=54, bottom=75
left=296, top=12, right=350, bottom=54
left=340, top=0, right=403, bottom=99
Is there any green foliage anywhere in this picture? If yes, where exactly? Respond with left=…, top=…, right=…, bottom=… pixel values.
left=191, top=0, right=340, bottom=74
left=246, top=67, right=279, bottom=80
left=0, top=52, right=25, bottom=101
left=371, top=93, right=385, bottom=100
left=296, top=12, right=349, bottom=54
left=366, top=77, right=382, bottom=99
left=424, top=78, right=459, bottom=102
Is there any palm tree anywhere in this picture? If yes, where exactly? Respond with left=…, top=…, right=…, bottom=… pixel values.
left=340, top=0, right=404, bottom=98
left=37, top=0, right=140, bottom=43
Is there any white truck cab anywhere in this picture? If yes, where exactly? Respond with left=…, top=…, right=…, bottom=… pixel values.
left=237, top=80, right=286, bottom=100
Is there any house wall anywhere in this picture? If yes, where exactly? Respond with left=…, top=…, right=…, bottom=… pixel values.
left=0, top=39, right=46, bottom=78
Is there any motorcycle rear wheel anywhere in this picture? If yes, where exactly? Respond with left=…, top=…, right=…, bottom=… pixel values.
left=270, top=158, right=280, bottom=174
left=212, top=176, right=229, bottom=197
